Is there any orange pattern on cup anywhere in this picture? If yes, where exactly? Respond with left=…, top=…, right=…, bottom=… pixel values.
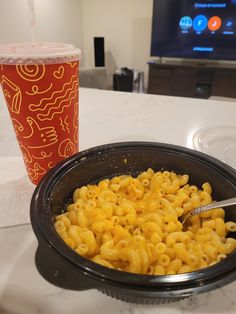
left=1, top=75, right=22, bottom=114
left=0, top=61, right=79, bottom=184
left=23, top=117, right=58, bottom=149
left=53, top=66, right=64, bottom=79
left=58, top=138, right=77, bottom=158
left=26, top=83, right=53, bottom=96
left=12, top=118, right=24, bottom=136
left=29, top=162, right=46, bottom=182
left=16, top=64, right=46, bottom=82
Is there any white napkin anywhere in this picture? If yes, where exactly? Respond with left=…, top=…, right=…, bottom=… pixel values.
left=0, top=157, right=35, bottom=227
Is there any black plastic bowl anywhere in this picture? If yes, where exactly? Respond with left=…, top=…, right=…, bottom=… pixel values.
left=30, top=142, right=236, bottom=304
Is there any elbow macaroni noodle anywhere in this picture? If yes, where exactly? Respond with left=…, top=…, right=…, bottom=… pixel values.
left=54, top=168, right=236, bottom=275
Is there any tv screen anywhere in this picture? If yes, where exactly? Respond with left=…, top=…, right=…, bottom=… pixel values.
left=151, top=0, right=236, bottom=60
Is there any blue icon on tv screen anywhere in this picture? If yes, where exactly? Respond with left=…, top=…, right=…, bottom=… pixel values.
left=193, top=15, right=208, bottom=32
left=179, top=16, right=193, bottom=30
left=224, top=18, right=235, bottom=29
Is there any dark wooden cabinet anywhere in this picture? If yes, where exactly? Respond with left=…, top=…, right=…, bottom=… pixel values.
left=212, top=71, right=236, bottom=98
left=148, top=62, right=236, bottom=99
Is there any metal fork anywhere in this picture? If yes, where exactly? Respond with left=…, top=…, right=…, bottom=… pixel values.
left=181, top=197, right=236, bottom=226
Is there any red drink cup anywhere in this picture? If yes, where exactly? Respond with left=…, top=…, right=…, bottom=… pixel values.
left=0, top=43, right=81, bottom=184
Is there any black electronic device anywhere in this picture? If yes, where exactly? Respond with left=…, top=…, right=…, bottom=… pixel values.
left=94, top=37, right=105, bottom=67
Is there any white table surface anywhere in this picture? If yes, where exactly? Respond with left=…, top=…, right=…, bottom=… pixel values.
left=1, top=88, right=236, bottom=314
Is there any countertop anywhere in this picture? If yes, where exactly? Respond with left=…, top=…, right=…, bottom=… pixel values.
left=1, top=88, right=236, bottom=314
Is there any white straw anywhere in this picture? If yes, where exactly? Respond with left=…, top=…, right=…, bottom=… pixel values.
left=27, top=0, right=38, bottom=45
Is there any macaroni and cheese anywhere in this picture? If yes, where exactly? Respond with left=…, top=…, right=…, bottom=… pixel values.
left=54, top=169, right=236, bottom=275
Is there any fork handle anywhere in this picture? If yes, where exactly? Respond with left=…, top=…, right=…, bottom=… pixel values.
left=199, top=197, right=236, bottom=213
left=182, top=197, right=236, bottom=224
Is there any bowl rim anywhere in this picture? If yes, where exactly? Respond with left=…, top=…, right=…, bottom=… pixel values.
left=30, top=141, right=236, bottom=290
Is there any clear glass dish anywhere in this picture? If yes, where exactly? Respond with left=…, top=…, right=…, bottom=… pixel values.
left=192, top=126, right=236, bottom=169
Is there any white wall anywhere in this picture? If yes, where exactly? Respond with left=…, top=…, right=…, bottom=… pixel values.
left=0, top=0, right=83, bottom=63
left=0, top=0, right=30, bottom=43
left=0, top=0, right=153, bottom=89
left=80, top=0, right=153, bottom=89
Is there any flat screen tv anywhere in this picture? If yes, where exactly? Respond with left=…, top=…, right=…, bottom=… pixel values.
left=151, top=0, right=236, bottom=61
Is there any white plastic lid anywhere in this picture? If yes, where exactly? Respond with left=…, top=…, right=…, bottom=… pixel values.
left=192, top=126, right=236, bottom=169
left=0, top=42, right=81, bottom=64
